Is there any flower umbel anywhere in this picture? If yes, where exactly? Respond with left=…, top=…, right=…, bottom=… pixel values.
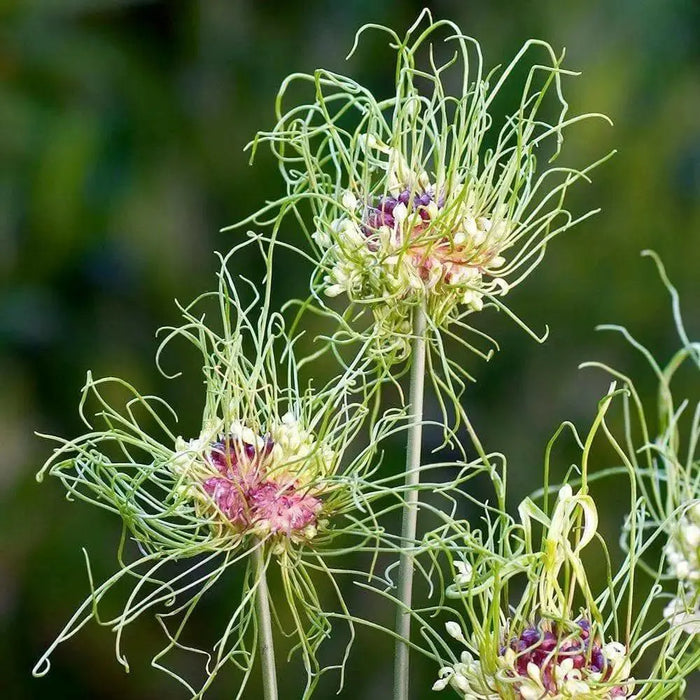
left=435, top=618, right=633, bottom=699
left=239, top=11, right=611, bottom=363
left=425, top=383, right=700, bottom=699
left=33, top=243, right=408, bottom=697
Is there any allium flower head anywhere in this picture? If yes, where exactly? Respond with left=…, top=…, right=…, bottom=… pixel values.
left=426, top=386, right=698, bottom=699
left=239, top=10, right=611, bottom=362
left=318, top=137, right=510, bottom=323
left=432, top=478, right=634, bottom=699
left=33, top=244, right=415, bottom=697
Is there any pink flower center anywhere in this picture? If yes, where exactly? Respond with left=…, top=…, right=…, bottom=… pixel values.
left=201, top=435, right=322, bottom=537
left=361, top=189, right=494, bottom=283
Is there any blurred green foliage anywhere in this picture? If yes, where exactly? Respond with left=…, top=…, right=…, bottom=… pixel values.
left=2, top=1, right=698, bottom=698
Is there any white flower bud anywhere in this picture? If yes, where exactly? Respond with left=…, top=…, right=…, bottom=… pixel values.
left=341, top=190, right=357, bottom=210
left=445, top=621, right=467, bottom=644
left=526, top=662, right=541, bottom=683
left=393, top=202, right=408, bottom=226
left=476, top=216, right=492, bottom=232
left=685, top=524, right=700, bottom=548
left=339, top=219, right=364, bottom=246
left=312, top=229, right=332, bottom=248
left=425, top=201, right=439, bottom=220
left=452, top=674, right=470, bottom=693
left=454, top=560, right=473, bottom=585
left=432, top=668, right=453, bottom=692
left=519, top=684, right=542, bottom=700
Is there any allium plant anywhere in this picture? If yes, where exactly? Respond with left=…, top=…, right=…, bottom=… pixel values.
left=223, top=14, right=612, bottom=698
left=34, top=11, right=699, bottom=700
left=583, top=252, right=700, bottom=646
left=34, top=241, right=459, bottom=698
left=236, top=9, right=611, bottom=378
left=427, top=387, right=697, bottom=699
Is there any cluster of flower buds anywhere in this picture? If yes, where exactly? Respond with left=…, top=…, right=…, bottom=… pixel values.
left=434, top=619, right=633, bottom=699
left=313, top=140, right=510, bottom=340
left=172, top=413, right=334, bottom=541
left=663, top=501, right=700, bottom=634
left=433, top=644, right=496, bottom=699
left=665, top=502, right=700, bottom=585
left=663, top=596, right=700, bottom=635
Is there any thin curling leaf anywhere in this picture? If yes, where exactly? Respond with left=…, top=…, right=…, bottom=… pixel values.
left=540, top=485, right=600, bottom=620
left=232, top=11, right=612, bottom=376
left=518, top=496, right=550, bottom=551
left=34, top=240, right=422, bottom=698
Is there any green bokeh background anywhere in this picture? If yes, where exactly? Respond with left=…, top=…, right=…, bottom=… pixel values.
left=2, top=1, right=699, bottom=698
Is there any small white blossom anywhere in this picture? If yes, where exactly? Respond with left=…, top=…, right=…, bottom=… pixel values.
left=666, top=501, right=700, bottom=585
left=663, top=596, right=700, bottom=635
left=341, top=190, right=358, bottom=210
left=454, top=560, right=473, bottom=587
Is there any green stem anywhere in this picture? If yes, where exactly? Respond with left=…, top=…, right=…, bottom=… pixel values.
left=393, top=303, right=427, bottom=700
left=254, top=544, right=278, bottom=700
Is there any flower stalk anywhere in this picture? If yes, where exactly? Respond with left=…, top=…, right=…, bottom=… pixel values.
left=254, top=544, right=279, bottom=700
left=394, top=301, right=427, bottom=700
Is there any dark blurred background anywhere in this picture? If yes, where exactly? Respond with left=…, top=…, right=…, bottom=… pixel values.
left=2, top=1, right=699, bottom=698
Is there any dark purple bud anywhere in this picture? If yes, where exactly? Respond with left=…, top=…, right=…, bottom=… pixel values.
left=209, top=440, right=236, bottom=474
left=572, top=653, right=587, bottom=670
left=378, top=196, right=398, bottom=214
left=540, top=631, right=557, bottom=652
left=520, top=628, right=540, bottom=647
left=591, top=647, right=605, bottom=672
